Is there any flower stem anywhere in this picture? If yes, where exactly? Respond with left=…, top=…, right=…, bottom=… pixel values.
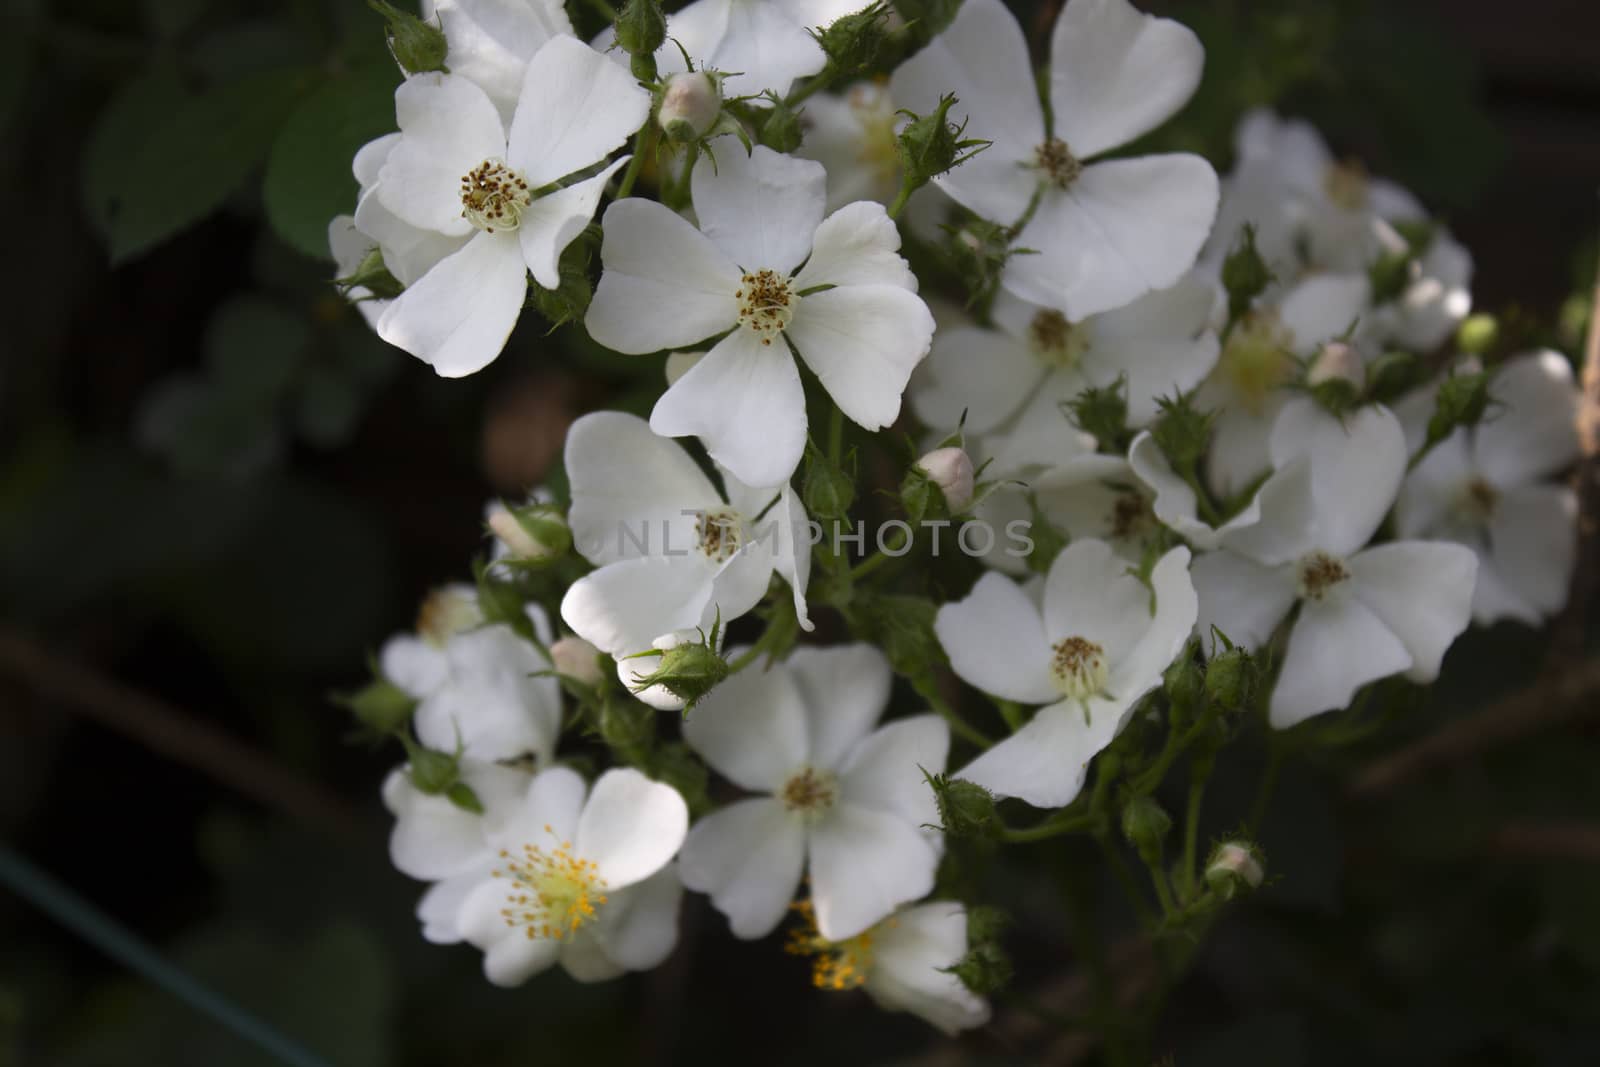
left=614, top=125, right=653, bottom=200
left=999, top=808, right=1096, bottom=842
left=915, top=679, right=993, bottom=749
left=1179, top=769, right=1207, bottom=901
left=887, top=181, right=912, bottom=221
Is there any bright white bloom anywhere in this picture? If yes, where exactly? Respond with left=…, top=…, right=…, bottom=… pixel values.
left=890, top=0, right=1219, bottom=318
left=798, top=82, right=902, bottom=210
left=382, top=760, right=533, bottom=943
left=374, top=38, right=650, bottom=376
left=586, top=146, right=934, bottom=487
left=378, top=583, right=484, bottom=699
left=558, top=412, right=812, bottom=709
left=346, top=133, right=471, bottom=302
left=788, top=899, right=992, bottom=1034
left=1192, top=399, right=1478, bottom=728
left=456, top=766, right=689, bottom=986
left=1197, top=272, right=1372, bottom=497
left=912, top=273, right=1219, bottom=474
left=1396, top=351, right=1581, bottom=625
left=679, top=645, right=948, bottom=941
left=432, top=0, right=574, bottom=122
left=936, top=539, right=1197, bottom=807
left=636, top=0, right=870, bottom=100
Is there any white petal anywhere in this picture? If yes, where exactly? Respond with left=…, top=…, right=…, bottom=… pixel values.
left=985, top=373, right=1099, bottom=476
left=1476, top=350, right=1582, bottom=488
left=1080, top=271, right=1220, bottom=426
left=576, top=768, right=690, bottom=890
left=564, top=410, right=721, bottom=567
left=690, top=145, right=824, bottom=273
left=1349, top=541, right=1477, bottom=683
left=593, top=864, right=684, bottom=970
left=1042, top=538, right=1153, bottom=659
left=867, top=902, right=992, bottom=1035
left=958, top=698, right=1123, bottom=808
left=352, top=187, right=469, bottom=288
left=458, top=878, right=562, bottom=985
left=558, top=931, right=627, bottom=983
left=888, top=0, right=1042, bottom=224
left=383, top=764, right=519, bottom=880
left=682, top=653, right=810, bottom=791
left=1217, top=458, right=1320, bottom=566
left=678, top=798, right=806, bottom=939
left=507, top=37, right=651, bottom=185
left=559, top=556, right=716, bottom=657
left=413, top=626, right=561, bottom=763
left=791, top=201, right=916, bottom=291
left=517, top=156, right=628, bottom=289
left=1470, top=543, right=1540, bottom=627
left=808, top=804, right=939, bottom=940
left=352, top=133, right=399, bottom=190
left=1191, top=550, right=1297, bottom=651
left=1270, top=596, right=1412, bottom=729
left=1269, top=398, right=1405, bottom=557
left=1048, top=0, right=1204, bottom=158
left=1106, top=546, right=1197, bottom=695
left=379, top=634, right=448, bottom=698
left=434, top=0, right=574, bottom=117
left=934, top=571, right=1057, bottom=703
left=1276, top=272, right=1372, bottom=354
left=709, top=0, right=827, bottom=99
left=1006, top=155, right=1220, bottom=320
left=378, top=73, right=506, bottom=235
left=417, top=864, right=491, bottom=944
left=650, top=327, right=808, bottom=489
left=488, top=764, right=589, bottom=851
left=912, top=324, right=1042, bottom=435
left=786, top=644, right=894, bottom=770
left=376, top=230, right=526, bottom=376
left=1488, top=484, right=1578, bottom=620
left=838, top=714, right=949, bottom=827
left=1204, top=398, right=1279, bottom=500
left=762, top=485, right=814, bottom=631
left=788, top=285, right=934, bottom=431
left=585, top=197, right=741, bottom=352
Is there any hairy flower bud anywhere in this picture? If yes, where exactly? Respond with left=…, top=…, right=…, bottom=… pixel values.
left=659, top=72, right=721, bottom=143
left=337, top=677, right=416, bottom=736
left=488, top=501, right=571, bottom=564
left=1205, top=841, right=1264, bottom=900
left=599, top=694, right=655, bottom=763
left=945, top=940, right=1012, bottom=996
left=1221, top=223, right=1272, bottom=323
left=896, top=93, right=988, bottom=194
left=914, top=446, right=975, bottom=514
left=550, top=635, right=605, bottom=688
left=614, top=0, right=666, bottom=59
left=630, top=637, right=730, bottom=710
left=1426, top=368, right=1494, bottom=448
left=368, top=1, right=448, bottom=75
left=1151, top=393, right=1214, bottom=477
left=1204, top=645, right=1256, bottom=711
left=803, top=445, right=855, bottom=522
left=1163, top=646, right=1205, bottom=723
left=1121, top=795, right=1172, bottom=852
left=926, top=772, right=998, bottom=838
left=759, top=97, right=804, bottom=153
left=813, top=2, right=892, bottom=75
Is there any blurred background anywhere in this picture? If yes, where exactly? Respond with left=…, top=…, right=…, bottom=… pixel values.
left=2, top=0, right=1598, bottom=1063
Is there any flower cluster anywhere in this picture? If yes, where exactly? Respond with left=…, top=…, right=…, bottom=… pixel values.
left=334, top=0, right=1583, bottom=1039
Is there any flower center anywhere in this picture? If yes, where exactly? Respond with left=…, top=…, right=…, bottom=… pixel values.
left=1323, top=159, right=1369, bottom=212
left=735, top=270, right=794, bottom=345
left=849, top=85, right=900, bottom=193
left=495, top=826, right=609, bottom=941
left=785, top=899, right=882, bottom=990
left=1111, top=490, right=1154, bottom=540
left=416, top=586, right=479, bottom=647
left=1033, top=137, right=1083, bottom=189
left=1028, top=309, right=1089, bottom=369
left=780, top=766, right=838, bottom=817
left=1219, top=310, right=1294, bottom=412
left=460, top=159, right=534, bottom=233
left=1454, top=477, right=1498, bottom=524
left=1050, top=636, right=1108, bottom=701
left=695, top=507, right=745, bottom=562
left=1296, top=551, right=1350, bottom=601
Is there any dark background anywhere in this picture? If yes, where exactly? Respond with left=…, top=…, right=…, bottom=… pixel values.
left=2, top=0, right=1599, bottom=1063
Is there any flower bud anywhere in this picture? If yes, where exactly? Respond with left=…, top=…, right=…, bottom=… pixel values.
left=613, top=0, right=666, bottom=60
left=368, top=1, right=448, bottom=75
left=334, top=247, right=404, bottom=301
left=1121, top=795, right=1172, bottom=852
left=1151, top=393, right=1214, bottom=477
left=1162, top=647, right=1205, bottom=722
left=813, top=2, right=891, bottom=75
left=550, top=635, right=605, bottom=688
left=1204, top=645, right=1256, bottom=711
left=1307, top=341, right=1364, bottom=389
left=759, top=98, right=804, bottom=153
left=1066, top=378, right=1131, bottom=451
left=914, top=446, right=975, bottom=514
left=945, top=940, right=1012, bottom=995
left=488, top=501, right=570, bottom=564
left=1456, top=312, right=1499, bottom=356
left=664, top=350, right=704, bottom=386
left=1205, top=841, right=1264, bottom=900
left=1425, top=367, right=1494, bottom=448
left=399, top=734, right=461, bottom=796
left=659, top=72, right=721, bottom=143
left=337, top=677, right=416, bottom=736
left=896, top=93, right=989, bottom=193
left=599, top=694, right=655, bottom=763
left=926, top=772, right=998, bottom=838
left=630, top=636, right=730, bottom=710
left=803, top=445, right=855, bottom=522
left=1221, top=223, right=1272, bottom=322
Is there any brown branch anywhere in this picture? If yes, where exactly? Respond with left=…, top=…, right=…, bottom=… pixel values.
left=1483, top=821, right=1600, bottom=862
left=0, top=627, right=362, bottom=838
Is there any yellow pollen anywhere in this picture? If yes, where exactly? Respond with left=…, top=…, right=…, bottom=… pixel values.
left=785, top=900, right=887, bottom=991
left=1324, top=159, right=1370, bottom=212
left=735, top=269, right=794, bottom=345
left=1033, top=137, right=1083, bottom=188
left=1028, top=309, right=1088, bottom=369
left=460, top=159, right=534, bottom=233
left=695, top=507, right=744, bottom=562
left=780, top=766, right=837, bottom=817
left=416, top=587, right=478, bottom=647
left=1218, top=309, right=1294, bottom=413
left=493, top=825, right=609, bottom=941
left=1296, top=551, right=1350, bottom=601
left=1051, top=635, right=1108, bottom=702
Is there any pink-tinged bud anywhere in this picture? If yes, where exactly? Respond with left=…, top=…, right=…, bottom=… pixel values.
left=659, top=72, right=721, bottom=142
left=1307, top=341, right=1364, bottom=388
left=550, top=636, right=605, bottom=687
left=664, top=350, right=705, bottom=386
left=1205, top=841, right=1264, bottom=899
left=487, top=501, right=570, bottom=563
left=916, top=446, right=975, bottom=513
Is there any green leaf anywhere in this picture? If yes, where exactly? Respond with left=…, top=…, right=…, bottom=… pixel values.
left=263, top=60, right=400, bottom=259
left=82, top=67, right=313, bottom=264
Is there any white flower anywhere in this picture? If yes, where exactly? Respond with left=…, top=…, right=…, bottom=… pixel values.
left=935, top=539, right=1197, bottom=808
left=890, top=0, right=1219, bottom=318
left=1192, top=399, right=1478, bottom=728
left=964, top=453, right=1149, bottom=575
left=373, top=37, right=650, bottom=376
left=911, top=273, right=1219, bottom=476
left=347, top=133, right=470, bottom=300
left=658, top=71, right=722, bottom=141
left=379, top=583, right=484, bottom=698
left=558, top=411, right=813, bottom=708
left=679, top=645, right=948, bottom=941
left=585, top=146, right=934, bottom=487
left=431, top=0, right=574, bottom=122
left=1366, top=224, right=1474, bottom=352
left=788, top=899, right=992, bottom=1034
left=1395, top=351, right=1580, bottom=625
left=797, top=82, right=902, bottom=210
left=456, top=766, right=689, bottom=986
left=382, top=760, right=533, bottom=944
left=1128, top=430, right=1316, bottom=555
